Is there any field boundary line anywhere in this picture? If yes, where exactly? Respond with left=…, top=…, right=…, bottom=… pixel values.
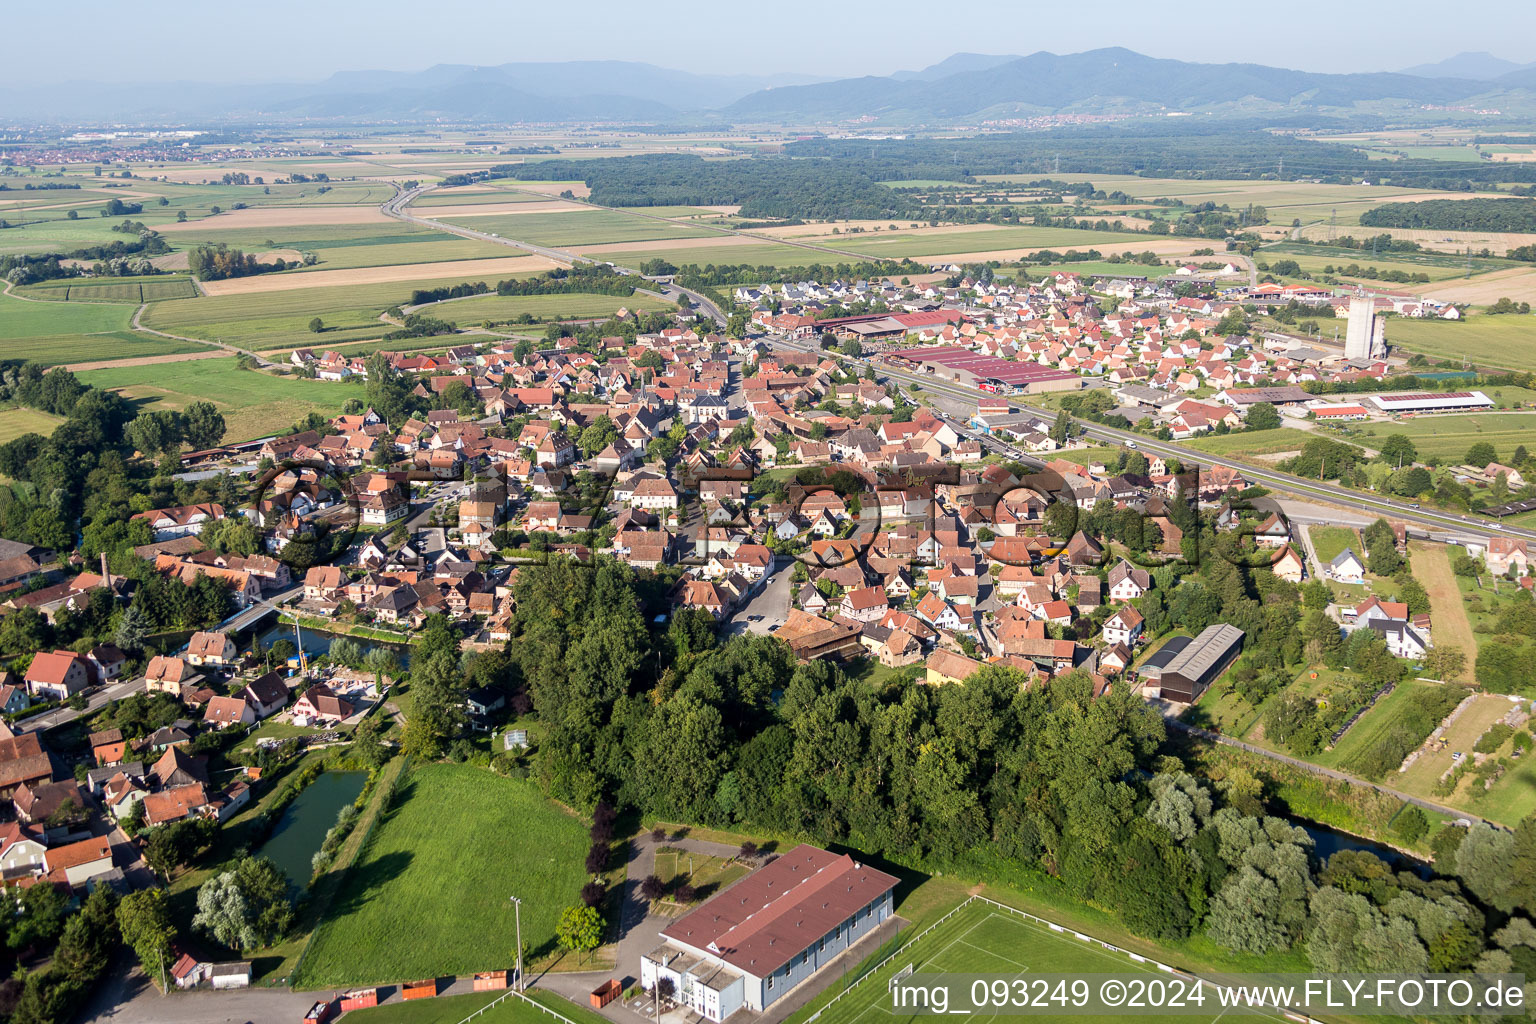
left=802, top=897, right=977, bottom=1023
left=457, top=989, right=572, bottom=1024
left=969, top=895, right=1316, bottom=1024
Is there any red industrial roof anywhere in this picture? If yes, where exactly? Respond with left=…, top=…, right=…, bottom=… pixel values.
left=661, top=844, right=898, bottom=978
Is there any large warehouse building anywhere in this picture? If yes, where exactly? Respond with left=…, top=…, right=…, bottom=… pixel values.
left=1143, top=623, right=1245, bottom=702
left=1367, top=391, right=1494, bottom=414
left=885, top=346, right=1082, bottom=394
left=640, top=845, right=899, bottom=1021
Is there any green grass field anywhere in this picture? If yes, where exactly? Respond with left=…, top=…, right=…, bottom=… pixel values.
left=15, top=276, right=200, bottom=302
left=1308, top=525, right=1361, bottom=567
left=294, top=763, right=590, bottom=988
left=1182, top=428, right=1311, bottom=456
left=435, top=209, right=720, bottom=247
left=0, top=289, right=211, bottom=365
left=345, top=988, right=612, bottom=1024
left=1346, top=413, right=1536, bottom=463
left=831, top=226, right=1150, bottom=260
left=417, top=290, right=674, bottom=321
left=137, top=275, right=508, bottom=349
left=0, top=289, right=135, bottom=337
left=0, top=407, right=64, bottom=443
left=78, top=357, right=352, bottom=441
left=1388, top=316, right=1536, bottom=373
left=792, top=898, right=1288, bottom=1024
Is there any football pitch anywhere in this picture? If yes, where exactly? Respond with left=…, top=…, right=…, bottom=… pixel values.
left=803, top=898, right=1289, bottom=1024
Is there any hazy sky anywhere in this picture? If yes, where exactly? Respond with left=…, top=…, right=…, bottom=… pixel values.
left=23, top=0, right=1536, bottom=82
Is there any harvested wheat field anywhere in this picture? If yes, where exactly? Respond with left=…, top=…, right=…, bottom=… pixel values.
left=920, top=238, right=1205, bottom=264
left=1408, top=541, right=1477, bottom=681
left=198, top=255, right=559, bottom=295
left=415, top=200, right=590, bottom=218
left=159, top=207, right=395, bottom=232
left=1425, top=267, right=1536, bottom=306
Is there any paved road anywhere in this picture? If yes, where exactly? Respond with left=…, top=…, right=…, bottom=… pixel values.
left=723, top=564, right=794, bottom=637
left=19, top=674, right=147, bottom=735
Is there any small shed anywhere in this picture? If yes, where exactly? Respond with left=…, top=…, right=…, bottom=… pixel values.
left=403, top=979, right=438, bottom=1000
left=210, top=961, right=251, bottom=989
left=474, top=971, right=508, bottom=991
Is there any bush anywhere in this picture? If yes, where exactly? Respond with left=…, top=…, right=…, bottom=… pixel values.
left=1392, top=806, right=1429, bottom=844
left=1474, top=723, right=1514, bottom=754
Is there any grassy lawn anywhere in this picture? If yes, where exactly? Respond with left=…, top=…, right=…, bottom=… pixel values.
left=1308, top=525, right=1361, bottom=567
left=294, top=763, right=590, bottom=989
left=1388, top=315, right=1536, bottom=373
left=1183, top=427, right=1311, bottom=456
left=1347, top=412, right=1536, bottom=463
left=1397, top=693, right=1511, bottom=794
left=787, top=895, right=1291, bottom=1024
left=136, top=272, right=534, bottom=350
left=1187, top=679, right=1265, bottom=736
left=651, top=847, right=750, bottom=908
left=346, top=989, right=612, bottom=1024
left=1408, top=541, right=1477, bottom=680
left=0, top=406, right=64, bottom=443
left=1321, top=680, right=1440, bottom=772
left=78, top=357, right=353, bottom=442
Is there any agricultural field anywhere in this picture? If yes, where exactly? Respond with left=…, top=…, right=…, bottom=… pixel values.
left=416, top=290, right=673, bottom=322
left=15, top=276, right=199, bottom=302
left=1259, top=242, right=1513, bottom=282
left=78, top=357, right=352, bottom=442
left=434, top=209, right=720, bottom=247
left=1346, top=412, right=1536, bottom=462
left=583, top=239, right=850, bottom=269
left=1387, top=315, right=1536, bottom=372
left=136, top=275, right=519, bottom=350
left=0, top=289, right=210, bottom=365
left=829, top=225, right=1152, bottom=260
left=1182, top=428, right=1311, bottom=456
left=294, top=763, right=589, bottom=989
left=1408, top=542, right=1478, bottom=681
left=792, top=897, right=1290, bottom=1024
left=0, top=407, right=64, bottom=443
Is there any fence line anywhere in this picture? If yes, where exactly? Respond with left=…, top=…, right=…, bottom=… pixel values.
left=971, top=894, right=1326, bottom=1024
left=459, top=988, right=582, bottom=1024
left=803, top=896, right=979, bottom=1024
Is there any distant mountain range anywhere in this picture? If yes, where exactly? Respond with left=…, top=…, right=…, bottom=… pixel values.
left=7, top=49, right=1536, bottom=125
left=722, top=48, right=1536, bottom=122
left=1399, top=52, right=1536, bottom=80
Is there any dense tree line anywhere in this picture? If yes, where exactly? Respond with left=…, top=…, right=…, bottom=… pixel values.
left=673, top=258, right=925, bottom=289
left=785, top=123, right=1536, bottom=187
left=473, top=548, right=1536, bottom=974
left=497, top=154, right=923, bottom=221
left=1361, top=197, right=1536, bottom=233
left=494, top=264, right=636, bottom=298
left=1, top=233, right=170, bottom=285
left=187, top=244, right=287, bottom=282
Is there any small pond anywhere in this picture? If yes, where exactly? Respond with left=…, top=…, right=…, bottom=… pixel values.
left=1300, top=820, right=1431, bottom=877
left=257, top=770, right=368, bottom=892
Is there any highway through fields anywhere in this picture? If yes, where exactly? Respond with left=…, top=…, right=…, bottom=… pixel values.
left=379, top=181, right=1531, bottom=545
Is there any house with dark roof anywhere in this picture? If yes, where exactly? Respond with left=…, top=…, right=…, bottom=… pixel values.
left=640, top=844, right=898, bottom=1020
